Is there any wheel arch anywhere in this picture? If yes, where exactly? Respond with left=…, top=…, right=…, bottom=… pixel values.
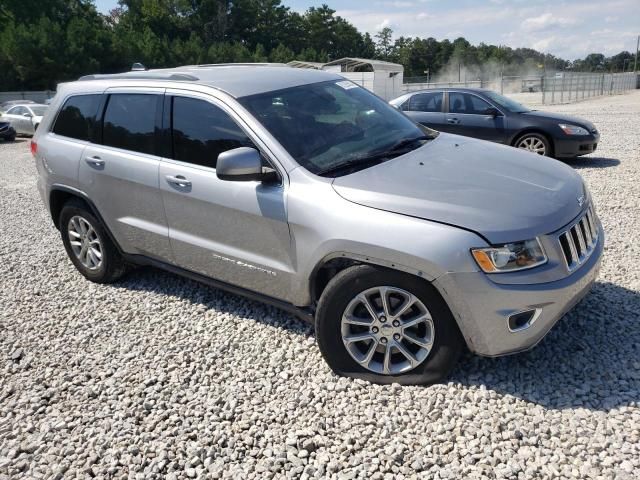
left=48, top=186, right=124, bottom=254
left=309, top=252, right=438, bottom=305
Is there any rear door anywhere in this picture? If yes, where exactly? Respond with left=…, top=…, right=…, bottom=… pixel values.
left=159, top=91, right=293, bottom=299
left=445, top=92, right=506, bottom=142
left=402, top=92, right=446, bottom=130
left=78, top=88, right=172, bottom=261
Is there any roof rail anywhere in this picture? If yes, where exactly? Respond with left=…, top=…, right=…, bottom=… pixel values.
left=190, top=63, right=289, bottom=68
left=78, top=72, right=199, bottom=81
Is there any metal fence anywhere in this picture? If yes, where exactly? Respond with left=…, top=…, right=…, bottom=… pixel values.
left=541, top=72, right=637, bottom=105
left=402, top=76, right=544, bottom=95
left=0, top=90, right=55, bottom=104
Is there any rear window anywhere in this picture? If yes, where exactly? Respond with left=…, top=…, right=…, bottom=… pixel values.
left=52, top=95, right=101, bottom=141
left=102, top=94, right=159, bottom=155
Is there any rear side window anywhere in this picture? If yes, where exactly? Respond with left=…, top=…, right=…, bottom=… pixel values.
left=171, top=96, right=253, bottom=169
left=103, top=94, right=159, bottom=155
left=52, top=95, right=101, bottom=141
left=409, top=92, right=443, bottom=112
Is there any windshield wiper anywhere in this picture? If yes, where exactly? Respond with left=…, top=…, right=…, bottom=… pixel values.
left=316, top=135, right=430, bottom=177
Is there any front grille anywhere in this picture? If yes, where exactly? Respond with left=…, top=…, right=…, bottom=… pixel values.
left=558, top=205, right=598, bottom=272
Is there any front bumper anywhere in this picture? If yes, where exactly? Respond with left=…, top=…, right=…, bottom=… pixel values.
left=434, top=223, right=603, bottom=357
left=554, top=132, right=600, bottom=158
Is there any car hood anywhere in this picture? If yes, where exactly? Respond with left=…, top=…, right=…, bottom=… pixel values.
left=520, top=110, right=596, bottom=131
left=332, top=133, right=585, bottom=244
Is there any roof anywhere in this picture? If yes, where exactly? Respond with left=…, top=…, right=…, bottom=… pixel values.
left=78, top=64, right=343, bottom=98
left=323, top=57, right=404, bottom=73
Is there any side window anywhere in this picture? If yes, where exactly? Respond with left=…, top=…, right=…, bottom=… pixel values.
left=467, top=95, right=492, bottom=114
left=409, top=92, right=442, bottom=112
left=8, top=106, right=25, bottom=116
left=52, top=94, right=101, bottom=141
left=171, top=96, right=253, bottom=169
left=449, top=93, right=492, bottom=115
left=449, top=93, right=467, bottom=114
left=103, top=94, right=159, bottom=155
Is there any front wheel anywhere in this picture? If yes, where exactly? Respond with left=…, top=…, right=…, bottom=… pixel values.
left=315, top=265, right=463, bottom=385
left=515, top=133, right=551, bottom=157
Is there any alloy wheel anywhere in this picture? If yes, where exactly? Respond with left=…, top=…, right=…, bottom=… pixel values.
left=517, top=136, right=547, bottom=155
left=341, top=286, right=435, bottom=375
left=67, top=215, right=103, bottom=270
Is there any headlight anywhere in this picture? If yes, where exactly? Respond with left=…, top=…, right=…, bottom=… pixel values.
left=559, top=124, right=589, bottom=135
left=471, top=238, right=547, bottom=273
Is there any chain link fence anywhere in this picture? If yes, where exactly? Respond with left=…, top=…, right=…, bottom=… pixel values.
left=0, top=91, right=55, bottom=104
left=541, top=72, right=637, bottom=104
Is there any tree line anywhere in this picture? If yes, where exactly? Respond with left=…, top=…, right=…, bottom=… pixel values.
left=0, top=0, right=635, bottom=91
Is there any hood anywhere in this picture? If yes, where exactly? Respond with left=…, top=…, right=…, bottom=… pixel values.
left=521, top=110, right=596, bottom=131
left=332, top=133, right=585, bottom=244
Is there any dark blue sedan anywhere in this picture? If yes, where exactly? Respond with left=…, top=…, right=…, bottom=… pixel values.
left=390, top=88, right=599, bottom=159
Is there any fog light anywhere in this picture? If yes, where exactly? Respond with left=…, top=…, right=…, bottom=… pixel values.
left=508, top=309, right=539, bottom=332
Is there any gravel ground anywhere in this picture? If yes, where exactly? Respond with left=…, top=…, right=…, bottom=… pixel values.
left=1, top=91, right=639, bottom=480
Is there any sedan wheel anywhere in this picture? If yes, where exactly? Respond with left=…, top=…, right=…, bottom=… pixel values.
left=516, top=134, right=549, bottom=156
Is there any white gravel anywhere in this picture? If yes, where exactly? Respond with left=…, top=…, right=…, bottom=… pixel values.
left=1, top=91, right=639, bottom=479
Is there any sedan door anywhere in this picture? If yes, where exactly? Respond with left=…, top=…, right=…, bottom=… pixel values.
left=445, top=92, right=507, bottom=143
left=78, top=88, right=173, bottom=261
left=401, top=92, right=446, bottom=130
left=159, top=92, right=294, bottom=300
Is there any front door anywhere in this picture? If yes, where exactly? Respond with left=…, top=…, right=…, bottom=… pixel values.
left=445, top=92, right=506, bottom=142
left=159, top=92, right=294, bottom=300
left=78, top=88, right=172, bottom=261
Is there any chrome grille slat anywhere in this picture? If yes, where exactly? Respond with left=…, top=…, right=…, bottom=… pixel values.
left=558, top=206, right=598, bottom=272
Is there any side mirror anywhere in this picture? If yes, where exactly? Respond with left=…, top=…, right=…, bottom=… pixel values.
left=484, top=107, right=501, bottom=117
left=217, top=147, right=279, bottom=183
left=23, top=112, right=33, bottom=118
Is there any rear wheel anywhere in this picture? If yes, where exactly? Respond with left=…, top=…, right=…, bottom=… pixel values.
left=59, top=199, right=127, bottom=283
left=515, top=133, right=551, bottom=157
left=315, top=265, right=463, bottom=385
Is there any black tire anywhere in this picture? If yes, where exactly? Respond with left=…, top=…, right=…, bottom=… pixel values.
left=315, top=265, right=464, bottom=385
left=59, top=198, right=128, bottom=283
left=8, top=136, right=15, bottom=142
left=514, top=132, right=552, bottom=157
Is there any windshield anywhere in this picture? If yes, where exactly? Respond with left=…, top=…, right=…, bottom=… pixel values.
left=29, top=106, right=48, bottom=116
left=482, top=91, right=530, bottom=113
left=239, top=80, right=436, bottom=175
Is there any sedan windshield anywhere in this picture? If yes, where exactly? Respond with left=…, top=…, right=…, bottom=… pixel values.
left=239, top=80, right=437, bottom=176
left=482, top=91, right=530, bottom=113
left=29, top=106, right=48, bottom=116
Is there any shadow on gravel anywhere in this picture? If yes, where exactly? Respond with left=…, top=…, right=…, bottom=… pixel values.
left=113, top=266, right=313, bottom=335
left=0, top=138, right=29, bottom=145
left=451, top=281, right=639, bottom=411
left=116, top=268, right=638, bottom=411
left=564, top=156, right=620, bottom=169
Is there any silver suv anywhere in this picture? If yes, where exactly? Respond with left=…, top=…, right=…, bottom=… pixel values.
left=33, top=65, right=603, bottom=384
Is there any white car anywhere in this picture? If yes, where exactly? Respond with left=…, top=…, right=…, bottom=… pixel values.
left=0, top=103, right=47, bottom=136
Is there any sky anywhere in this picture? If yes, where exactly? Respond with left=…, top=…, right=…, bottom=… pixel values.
left=94, top=0, right=640, bottom=60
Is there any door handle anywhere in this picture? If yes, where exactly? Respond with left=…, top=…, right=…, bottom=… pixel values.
left=165, top=175, right=192, bottom=188
left=446, top=118, right=460, bottom=124
left=84, top=156, right=105, bottom=168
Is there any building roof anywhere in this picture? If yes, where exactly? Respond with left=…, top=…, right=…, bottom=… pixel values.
left=78, top=64, right=342, bottom=98
left=287, top=60, right=325, bottom=70
left=323, top=57, right=404, bottom=73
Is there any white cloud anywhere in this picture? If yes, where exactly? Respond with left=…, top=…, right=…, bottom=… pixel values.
left=521, top=13, right=576, bottom=32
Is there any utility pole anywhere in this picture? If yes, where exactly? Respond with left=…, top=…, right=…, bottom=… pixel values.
left=634, top=34, right=639, bottom=72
